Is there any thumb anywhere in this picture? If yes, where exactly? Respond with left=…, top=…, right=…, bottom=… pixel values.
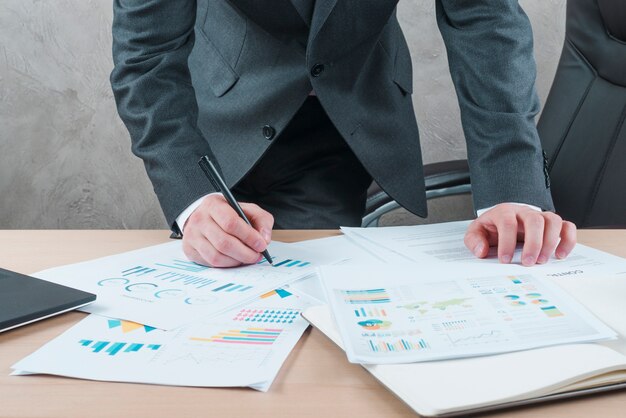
left=464, top=221, right=490, bottom=258
left=241, top=203, right=274, bottom=243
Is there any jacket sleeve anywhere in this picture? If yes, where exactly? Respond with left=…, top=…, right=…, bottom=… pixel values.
left=110, top=0, right=217, bottom=230
left=436, top=0, right=555, bottom=211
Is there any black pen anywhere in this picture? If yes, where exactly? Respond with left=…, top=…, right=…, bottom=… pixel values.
left=198, top=155, right=273, bottom=265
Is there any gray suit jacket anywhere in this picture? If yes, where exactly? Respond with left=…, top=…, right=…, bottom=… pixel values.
left=111, top=0, right=554, bottom=230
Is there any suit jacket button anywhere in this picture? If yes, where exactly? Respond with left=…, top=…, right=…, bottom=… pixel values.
left=311, top=63, right=325, bottom=77
left=263, top=125, right=276, bottom=140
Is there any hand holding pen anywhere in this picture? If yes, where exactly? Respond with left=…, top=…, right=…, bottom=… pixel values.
left=179, top=156, right=274, bottom=268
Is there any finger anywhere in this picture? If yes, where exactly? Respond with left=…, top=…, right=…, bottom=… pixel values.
left=555, top=221, right=577, bottom=259
left=464, top=221, right=490, bottom=258
left=495, top=212, right=518, bottom=264
left=182, top=241, right=207, bottom=266
left=202, top=218, right=262, bottom=265
left=241, top=202, right=274, bottom=243
left=519, top=211, right=545, bottom=266
left=183, top=225, right=243, bottom=267
left=537, top=213, right=562, bottom=264
left=211, top=201, right=268, bottom=253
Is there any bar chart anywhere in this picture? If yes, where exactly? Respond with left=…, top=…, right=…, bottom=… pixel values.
left=342, top=289, right=391, bottom=304
left=155, top=259, right=209, bottom=273
left=154, top=271, right=217, bottom=289
left=258, top=258, right=311, bottom=268
left=233, top=308, right=300, bottom=324
left=78, top=340, right=161, bottom=356
left=121, top=266, right=157, bottom=277
left=189, top=328, right=283, bottom=345
left=353, top=307, right=388, bottom=318
left=367, top=338, right=430, bottom=353
left=211, top=283, right=254, bottom=293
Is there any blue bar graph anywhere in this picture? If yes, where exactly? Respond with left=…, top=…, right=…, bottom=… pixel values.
left=106, top=342, right=126, bottom=356
left=226, top=284, right=244, bottom=292
left=154, top=272, right=216, bottom=289
left=78, top=340, right=161, bottom=356
left=213, top=283, right=234, bottom=292
left=121, top=266, right=156, bottom=277
left=92, top=341, right=109, bottom=353
left=273, top=259, right=292, bottom=267
left=155, top=259, right=209, bottom=273
left=124, top=343, right=143, bottom=353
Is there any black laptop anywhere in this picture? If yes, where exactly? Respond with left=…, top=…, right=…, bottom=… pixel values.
left=0, top=267, right=96, bottom=333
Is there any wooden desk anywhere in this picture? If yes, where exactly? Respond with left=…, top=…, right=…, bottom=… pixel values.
left=0, top=230, right=625, bottom=417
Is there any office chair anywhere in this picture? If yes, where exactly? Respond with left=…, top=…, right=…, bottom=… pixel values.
left=363, top=0, right=626, bottom=228
left=537, top=0, right=626, bottom=228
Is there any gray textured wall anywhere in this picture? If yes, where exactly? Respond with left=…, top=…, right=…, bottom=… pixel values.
left=0, top=1, right=566, bottom=229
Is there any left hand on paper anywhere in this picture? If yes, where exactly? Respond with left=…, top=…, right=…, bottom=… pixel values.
left=464, top=203, right=577, bottom=266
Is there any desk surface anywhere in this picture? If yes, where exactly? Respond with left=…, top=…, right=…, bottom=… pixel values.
left=1, top=229, right=625, bottom=418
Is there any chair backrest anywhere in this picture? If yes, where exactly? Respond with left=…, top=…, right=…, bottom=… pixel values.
left=538, top=0, right=626, bottom=228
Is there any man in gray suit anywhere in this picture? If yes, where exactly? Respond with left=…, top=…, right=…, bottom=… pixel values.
left=111, top=0, right=576, bottom=268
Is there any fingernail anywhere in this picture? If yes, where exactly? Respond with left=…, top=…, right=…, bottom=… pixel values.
left=474, top=243, right=484, bottom=257
left=261, top=228, right=271, bottom=243
left=523, top=256, right=535, bottom=266
left=500, top=255, right=512, bottom=264
left=556, top=250, right=566, bottom=259
left=537, top=255, right=548, bottom=264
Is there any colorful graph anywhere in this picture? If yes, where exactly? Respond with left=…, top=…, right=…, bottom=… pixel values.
left=531, top=299, right=550, bottom=305
left=354, top=307, right=387, bottom=317
left=541, top=306, right=564, bottom=318
left=107, top=319, right=156, bottom=334
left=258, top=258, right=311, bottom=268
left=154, top=271, right=217, bottom=289
left=78, top=340, right=161, bottom=356
left=212, top=283, right=254, bottom=293
left=510, top=300, right=526, bottom=306
left=504, top=295, right=520, bottom=300
left=508, top=276, right=524, bottom=284
left=526, top=292, right=542, bottom=298
left=357, top=319, right=392, bottom=330
left=367, top=338, right=430, bottom=352
left=260, top=289, right=292, bottom=299
left=233, top=308, right=300, bottom=324
left=190, top=328, right=282, bottom=345
left=342, top=289, right=390, bottom=304
left=154, top=259, right=209, bottom=273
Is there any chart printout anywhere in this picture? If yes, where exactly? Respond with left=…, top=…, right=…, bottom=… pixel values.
left=12, top=289, right=313, bottom=391
left=33, top=240, right=335, bottom=329
left=342, top=221, right=626, bottom=280
left=320, top=265, right=616, bottom=364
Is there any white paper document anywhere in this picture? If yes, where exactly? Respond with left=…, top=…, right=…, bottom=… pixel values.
left=342, top=221, right=626, bottom=279
left=12, top=289, right=314, bottom=391
left=320, top=264, right=616, bottom=364
left=33, top=240, right=335, bottom=330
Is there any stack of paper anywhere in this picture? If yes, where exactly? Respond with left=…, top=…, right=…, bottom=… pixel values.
left=12, top=239, right=341, bottom=390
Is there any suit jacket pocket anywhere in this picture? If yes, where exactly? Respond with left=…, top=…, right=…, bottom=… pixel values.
left=189, top=30, right=240, bottom=97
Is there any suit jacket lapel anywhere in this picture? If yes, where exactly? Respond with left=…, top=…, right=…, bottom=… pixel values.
left=290, top=0, right=315, bottom=27
left=309, top=0, right=338, bottom=44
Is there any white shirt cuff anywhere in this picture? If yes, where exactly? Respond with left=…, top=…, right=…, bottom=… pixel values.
left=175, top=192, right=221, bottom=233
left=476, top=202, right=542, bottom=217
